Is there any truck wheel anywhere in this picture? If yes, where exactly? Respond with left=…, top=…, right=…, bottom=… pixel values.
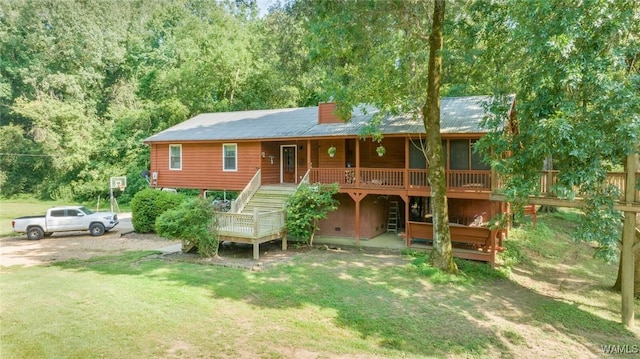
left=89, top=223, right=105, bottom=236
left=27, top=227, right=44, bottom=240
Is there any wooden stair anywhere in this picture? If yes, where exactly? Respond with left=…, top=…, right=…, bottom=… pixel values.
left=241, top=185, right=296, bottom=214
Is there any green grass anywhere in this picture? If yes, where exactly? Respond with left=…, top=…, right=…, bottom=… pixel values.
left=1, top=209, right=639, bottom=358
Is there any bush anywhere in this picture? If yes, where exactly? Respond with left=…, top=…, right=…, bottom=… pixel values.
left=155, top=197, right=219, bottom=257
left=131, top=189, right=185, bottom=233
left=285, top=183, right=338, bottom=246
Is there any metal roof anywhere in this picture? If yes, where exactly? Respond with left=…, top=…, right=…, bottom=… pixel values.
left=143, top=95, right=510, bottom=143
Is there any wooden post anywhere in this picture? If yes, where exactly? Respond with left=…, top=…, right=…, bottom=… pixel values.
left=621, top=152, right=638, bottom=327
left=253, top=241, right=259, bottom=260
left=281, top=211, right=287, bottom=251
left=355, top=138, right=361, bottom=188
left=252, top=208, right=260, bottom=260
left=405, top=137, right=409, bottom=189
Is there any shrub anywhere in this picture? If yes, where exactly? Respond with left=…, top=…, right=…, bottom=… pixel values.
left=131, top=189, right=185, bottom=233
left=285, top=183, right=338, bottom=246
left=155, top=197, right=219, bottom=257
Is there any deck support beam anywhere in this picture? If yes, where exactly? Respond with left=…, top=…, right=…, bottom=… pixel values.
left=348, top=192, right=366, bottom=245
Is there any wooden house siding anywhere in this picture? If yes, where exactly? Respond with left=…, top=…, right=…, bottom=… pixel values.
left=318, top=102, right=341, bottom=124
left=317, top=194, right=388, bottom=238
left=151, top=142, right=261, bottom=190
left=260, top=142, right=281, bottom=184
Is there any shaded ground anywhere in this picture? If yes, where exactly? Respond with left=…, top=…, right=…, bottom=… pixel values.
left=2, top=220, right=639, bottom=358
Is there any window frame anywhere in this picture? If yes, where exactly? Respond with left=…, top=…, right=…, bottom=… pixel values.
left=222, top=143, right=238, bottom=172
left=169, top=144, right=182, bottom=170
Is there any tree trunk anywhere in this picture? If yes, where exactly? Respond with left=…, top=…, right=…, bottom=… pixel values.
left=538, top=205, right=558, bottom=213
left=613, top=227, right=640, bottom=298
left=423, top=0, right=456, bottom=274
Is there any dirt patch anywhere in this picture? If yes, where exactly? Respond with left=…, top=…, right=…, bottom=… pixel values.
left=0, top=231, right=180, bottom=267
left=159, top=239, right=405, bottom=271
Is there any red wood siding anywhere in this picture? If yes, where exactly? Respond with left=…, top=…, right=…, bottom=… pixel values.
left=318, top=102, right=342, bottom=124
left=318, top=139, right=346, bottom=168
left=317, top=194, right=389, bottom=239
left=260, top=142, right=281, bottom=184
left=151, top=142, right=260, bottom=190
left=359, top=137, right=405, bottom=168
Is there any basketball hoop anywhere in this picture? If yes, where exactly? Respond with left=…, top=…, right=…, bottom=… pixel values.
left=118, top=185, right=125, bottom=192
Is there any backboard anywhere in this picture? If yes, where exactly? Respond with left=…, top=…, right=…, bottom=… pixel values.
left=110, top=176, right=127, bottom=190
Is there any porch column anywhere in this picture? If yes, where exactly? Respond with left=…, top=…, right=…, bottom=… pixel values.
left=355, top=138, right=360, bottom=187
left=307, top=139, right=312, bottom=170
left=348, top=192, right=365, bottom=245
left=405, top=137, right=409, bottom=189
left=401, top=194, right=410, bottom=247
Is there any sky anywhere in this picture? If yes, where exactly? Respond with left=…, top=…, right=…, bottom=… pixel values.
left=256, top=0, right=275, bottom=17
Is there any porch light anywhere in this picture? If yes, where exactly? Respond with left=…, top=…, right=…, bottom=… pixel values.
left=328, top=146, right=336, bottom=157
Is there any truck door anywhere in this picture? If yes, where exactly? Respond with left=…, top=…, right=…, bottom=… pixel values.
left=46, top=209, right=66, bottom=231
left=65, top=209, right=88, bottom=231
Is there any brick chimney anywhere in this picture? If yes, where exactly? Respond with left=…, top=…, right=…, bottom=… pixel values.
left=318, top=102, right=343, bottom=124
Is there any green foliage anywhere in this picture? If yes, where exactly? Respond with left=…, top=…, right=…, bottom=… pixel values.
left=475, top=1, right=640, bottom=262
left=156, top=197, right=219, bottom=257
left=285, top=183, right=338, bottom=246
left=0, top=0, right=314, bottom=201
left=130, top=189, right=185, bottom=233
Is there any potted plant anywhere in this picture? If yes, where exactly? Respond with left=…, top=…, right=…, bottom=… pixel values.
left=328, top=146, right=336, bottom=157
left=376, top=145, right=386, bottom=157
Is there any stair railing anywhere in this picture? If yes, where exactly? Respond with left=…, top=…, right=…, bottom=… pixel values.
left=231, top=169, right=261, bottom=213
left=298, top=168, right=311, bottom=189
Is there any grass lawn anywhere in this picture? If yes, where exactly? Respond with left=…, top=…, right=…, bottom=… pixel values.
left=1, top=211, right=639, bottom=358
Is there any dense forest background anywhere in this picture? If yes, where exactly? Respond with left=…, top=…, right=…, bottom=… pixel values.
left=1, top=0, right=638, bottom=209
left=0, top=0, right=322, bottom=202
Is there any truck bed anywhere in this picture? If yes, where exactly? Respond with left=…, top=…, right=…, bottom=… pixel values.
left=14, top=215, right=45, bottom=220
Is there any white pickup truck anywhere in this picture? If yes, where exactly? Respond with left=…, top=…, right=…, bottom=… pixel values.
left=12, top=206, right=119, bottom=240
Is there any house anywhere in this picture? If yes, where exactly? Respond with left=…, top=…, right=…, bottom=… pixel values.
left=143, top=96, right=516, bottom=264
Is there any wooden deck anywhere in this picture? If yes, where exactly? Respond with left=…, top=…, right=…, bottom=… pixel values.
left=216, top=209, right=287, bottom=259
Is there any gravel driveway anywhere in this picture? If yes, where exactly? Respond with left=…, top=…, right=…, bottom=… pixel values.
left=0, top=214, right=180, bottom=267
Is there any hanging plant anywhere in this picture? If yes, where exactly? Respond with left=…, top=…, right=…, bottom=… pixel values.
left=328, top=146, right=336, bottom=157
left=376, top=145, right=386, bottom=157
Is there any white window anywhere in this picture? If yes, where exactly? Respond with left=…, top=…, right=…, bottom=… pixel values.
left=223, top=144, right=237, bottom=171
left=169, top=144, right=182, bottom=170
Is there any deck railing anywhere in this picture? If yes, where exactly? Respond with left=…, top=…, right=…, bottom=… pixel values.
left=360, top=168, right=405, bottom=188
left=298, top=168, right=310, bottom=187
left=217, top=208, right=285, bottom=239
left=535, top=170, right=640, bottom=201
left=230, top=169, right=261, bottom=213
left=308, top=167, right=639, bottom=201
left=310, top=167, right=493, bottom=191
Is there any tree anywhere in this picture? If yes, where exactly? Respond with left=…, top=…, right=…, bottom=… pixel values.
left=423, top=0, right=456, bottom=272
left=476, top=1, right=640, bottom=326
left=303, top=0, right=457, bottom=272
left=285, top=183, right=339, bottom=246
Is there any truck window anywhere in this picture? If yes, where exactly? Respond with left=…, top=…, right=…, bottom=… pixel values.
left=50, top=210, right=65, bottom=217
left=79, top=206, right=94, bottom=215
left=67, top=209, right=80, bottom=216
